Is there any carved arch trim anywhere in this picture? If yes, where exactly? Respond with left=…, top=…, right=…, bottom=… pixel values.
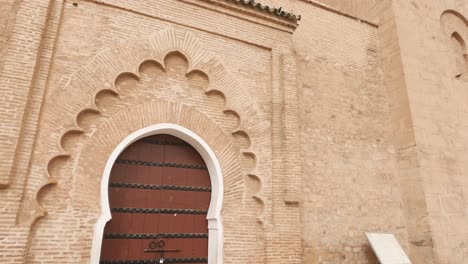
left=440, top=9, right=468, bottom=77
left=21, top=28, right=267, bottom=231
left=75, top=99, right=252, bottom=263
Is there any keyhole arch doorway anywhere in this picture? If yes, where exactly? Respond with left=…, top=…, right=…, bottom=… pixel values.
left=90, top=123, right=224, bottom=264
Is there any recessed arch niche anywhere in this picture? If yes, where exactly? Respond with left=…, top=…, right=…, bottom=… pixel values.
left=441, top=10, right=468, bottom=77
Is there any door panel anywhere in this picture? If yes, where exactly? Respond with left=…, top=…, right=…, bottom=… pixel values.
left=104, top=214, right=209, bottom=234
left=101, top=238, right=208, bottom=260
left=108, top=188, right=211, bottom=209
left=100, top=134, right=210, bottom=264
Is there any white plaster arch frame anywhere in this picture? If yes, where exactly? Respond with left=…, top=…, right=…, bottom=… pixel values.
left=90, top=123, right=223, bottom=264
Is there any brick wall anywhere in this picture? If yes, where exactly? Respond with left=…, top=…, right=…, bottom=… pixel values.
left=0, top=0, right=20, bottom=66
left=2, top=0, right=465, bottom=263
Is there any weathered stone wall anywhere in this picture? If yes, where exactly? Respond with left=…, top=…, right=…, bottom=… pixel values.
left=261, top=1, right=412, bottom=263
left=389, top=0, right=468, bottom=263
left=295, top=7, right=405, bottom=264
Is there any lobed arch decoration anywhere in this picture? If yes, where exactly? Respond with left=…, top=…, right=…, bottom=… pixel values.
left=440, top=10, right=468, bottom=77
left=20, top=28, right=270, bottom=262
left=73, top=100, right=255, bottom=263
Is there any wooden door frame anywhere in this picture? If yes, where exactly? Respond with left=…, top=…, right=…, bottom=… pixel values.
left=90, top=123, right=224, bottom=264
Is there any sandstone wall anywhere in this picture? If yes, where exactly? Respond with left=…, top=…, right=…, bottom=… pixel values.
left=261, top=0, right=412, bottom=263
left=390, top=0, right=468, bottom=263
left=375, top=1, right=437, bottom=262
left=289, top=1, right=409, bottom=263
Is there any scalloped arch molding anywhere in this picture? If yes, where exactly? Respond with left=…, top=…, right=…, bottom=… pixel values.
left=20, top=28, right=268, bottom=235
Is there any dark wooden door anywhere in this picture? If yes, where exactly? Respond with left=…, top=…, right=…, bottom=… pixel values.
left=100, top=134, right=211, bottom=264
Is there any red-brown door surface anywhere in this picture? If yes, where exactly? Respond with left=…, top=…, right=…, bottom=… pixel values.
left=100, top=134, right=210, bottom=264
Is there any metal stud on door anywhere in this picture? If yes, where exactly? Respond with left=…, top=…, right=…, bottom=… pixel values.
left=100, top=134, right=210, bottom=264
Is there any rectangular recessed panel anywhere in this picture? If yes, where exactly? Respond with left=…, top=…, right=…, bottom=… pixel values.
left=365, top=233, right=412, bottom=264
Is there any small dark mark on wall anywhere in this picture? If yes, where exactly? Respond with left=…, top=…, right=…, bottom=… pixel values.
left=411, top=239, right=433, bottom=247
